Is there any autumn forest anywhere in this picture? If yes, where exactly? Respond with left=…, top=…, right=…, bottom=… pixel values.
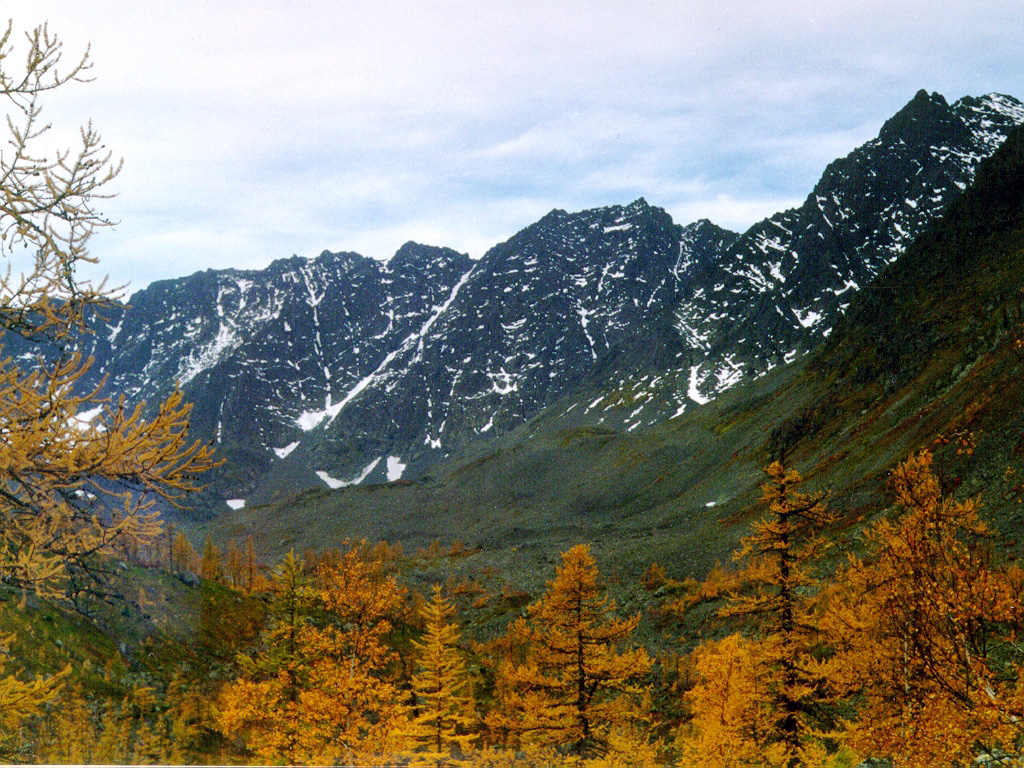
left=3, top=449, right=1024, bottom=767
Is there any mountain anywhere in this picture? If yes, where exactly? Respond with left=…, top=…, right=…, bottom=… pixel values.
left=205, top=119, right=1024, bottom=610
left=274, top=202, right=735, bottom=494
left=678, top=90, right=1024, bottom=399
left=79, top=244, right=474, bottom=494
left=15, top=109, right=1024, bottom=768
left=68, top=91, right=1024, bottom=509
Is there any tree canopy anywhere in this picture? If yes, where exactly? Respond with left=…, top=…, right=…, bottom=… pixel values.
left=0, top=15, right=214, bottom=736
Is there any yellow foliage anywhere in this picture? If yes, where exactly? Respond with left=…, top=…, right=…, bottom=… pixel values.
left=32, top=681, right=207, bottom=764
left=199, top=535, right=222, bottom=582
left=491, top=544, right=652, bottom=759
left=0, top=631, right=67, bottom=743
left=399, top=585, right=477, bottom=764
left=170, top=530, right=199, bottom=575
left=217, top=543, right=408, bottom=764
left=828, top=450, right=1024, bottom=766
left=640, top=562, right=668, bottom=591
left=679, top=633, right=775, bottom=767
left=681, top=464, right=841, bottom=767
left=0, top=16, right=213, bottom=736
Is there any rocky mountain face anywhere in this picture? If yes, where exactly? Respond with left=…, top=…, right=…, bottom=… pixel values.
left=66, top=91, right=1024, bottom=508
left=207, top=110, right=1024, bottom=593
left=679, top=91, right=1024, bottom=400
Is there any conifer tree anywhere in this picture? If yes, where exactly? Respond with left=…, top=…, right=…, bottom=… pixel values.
left=227, top=538, right=243, bottom=588
left=830, top=451, right=1024, bottom=766
left=0, top=631, right=67, bottom=760
left=683, top=463, right=839, bottom=768
left=34, top=682, right=203, bottom=764
left=244, top=534, right=258, bottom=592
left=217, top=543, right=407, bottom=764
left=199, top=536, right=222, bottom=582
left=679, top=633, right=782, bottom=768
left=400, top=585, right=476, bottom=764
left=492, top=544, right=651, bottom=759
left=0, top=15, right=213, bottom=734
left=308, top=540, right=408, bottom=762
left=216, top=549, right=313, bottom=763
left=30, top=683, right=92, bottom=763
left=170, top=530, right=199, bottom=575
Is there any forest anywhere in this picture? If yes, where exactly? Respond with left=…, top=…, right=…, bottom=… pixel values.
left=7, top=452, right=1024, bottom=767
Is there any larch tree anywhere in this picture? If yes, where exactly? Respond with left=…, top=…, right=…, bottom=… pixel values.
left=400, top=584, right=477, bottom=765
left=199, top=535, right=221, bottom=582
left=684, top=463, right=840, bottom=768
left=218, top=543, right=408, bottom=765
left=678, top=632, right=782, bottom=768
left=0, top=15, right=214, bottom=734
left=169, top=530, right=199, bottom=576
left=226, top=537, right=243, bottom=588
left=492, top=544, right=652, bottom=760
left=216, top=550, right=314, bottom=763
left=0, top=630, right=68, bottom=759
left=829, top=451, right=1024, bottom=767
left=308, top=541, right=408, bottom=762
left=243, top=534, right=260, bottom=592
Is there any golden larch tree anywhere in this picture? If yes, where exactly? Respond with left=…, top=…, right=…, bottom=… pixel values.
left=678, top=632, right=783, bottom=768
left=0, top=15, right=214, bottom=734
left=216, top=549, right=313, bottom=763
left=829, top=451, right=1024, bottom=767
left=199, top=535, right=222, bottom=582
left=170, top=530, right=199, bottom=576
left=400, top=584, right=477, bottom=765
left=683, top=463, right=840, bottom=768
left=492, top=544, right=651, bottom=760
left=218, top=543, right=407, bottom=765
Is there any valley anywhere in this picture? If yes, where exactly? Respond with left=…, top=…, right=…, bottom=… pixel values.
left=8, top=88, right=1024, bottom=765
left=64, top=90, right=1024, bottom=516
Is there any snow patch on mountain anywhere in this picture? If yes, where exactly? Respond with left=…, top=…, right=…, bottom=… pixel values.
left=317, top=457, right=381, bottom=489
left=274, top=441, right=300, bottom=459
left=386, top=456, right=406, bottom=482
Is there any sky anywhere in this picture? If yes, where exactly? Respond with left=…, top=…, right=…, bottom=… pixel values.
left=4, top=0, right=1024, bottom=294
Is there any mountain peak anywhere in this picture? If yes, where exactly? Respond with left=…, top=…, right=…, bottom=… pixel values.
left=386, top=242, right=473, bottom=281
left=388, top=241, right=469, bottom=264
left=878, top=89, right=964, bottom=146
left=311, top=249, right=373, bottom=272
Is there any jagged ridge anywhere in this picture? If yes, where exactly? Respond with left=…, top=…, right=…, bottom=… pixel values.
left=55, top=91, right=1024, bottom=509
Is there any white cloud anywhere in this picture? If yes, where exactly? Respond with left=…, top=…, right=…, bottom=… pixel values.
left=3, top=0, right=1024, bottom=289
